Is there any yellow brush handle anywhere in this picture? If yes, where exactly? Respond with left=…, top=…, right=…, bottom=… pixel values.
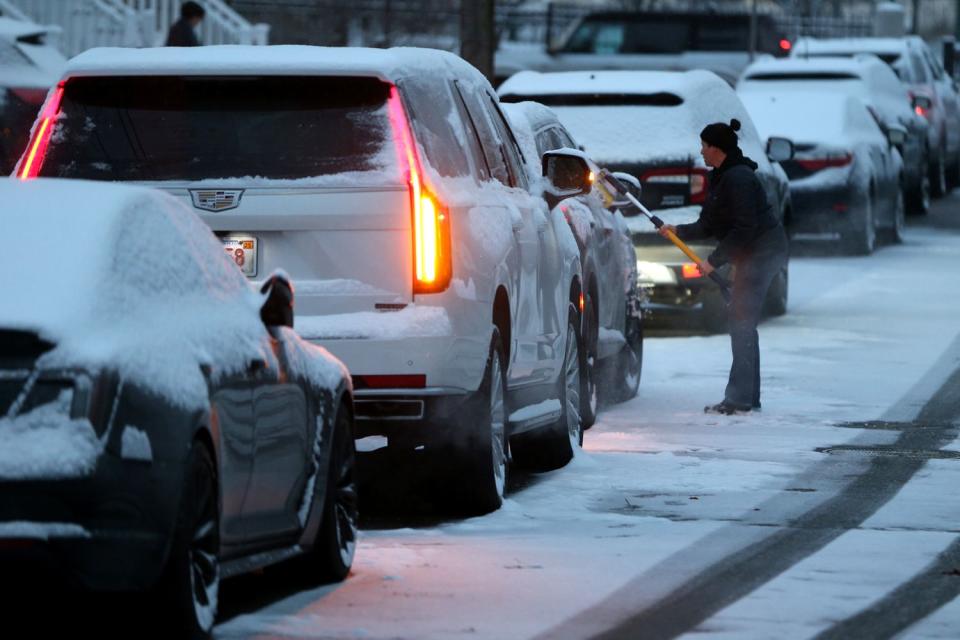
left=663, top=229, right=706, bottom=265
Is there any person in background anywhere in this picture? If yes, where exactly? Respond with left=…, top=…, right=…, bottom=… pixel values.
left=659, top=119, right=788, bottom=415
left=166, top=1, right=205, bottom=47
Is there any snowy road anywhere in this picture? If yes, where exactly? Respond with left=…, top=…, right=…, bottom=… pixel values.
left=209, top=201, right=960, bottom=640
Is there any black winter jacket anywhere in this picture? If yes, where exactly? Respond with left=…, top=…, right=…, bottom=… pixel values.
left=675, top=151, right=779, bottom=268
left=166, top=19, right=200, bottom=47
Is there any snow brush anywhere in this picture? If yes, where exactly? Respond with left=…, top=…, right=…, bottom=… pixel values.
left=594, top=168, right=732, bottom=303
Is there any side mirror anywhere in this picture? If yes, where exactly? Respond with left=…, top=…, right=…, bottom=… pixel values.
left=886, top=124, right=907, bottom=147
left=610, top=171, right=643, bottom=215
left=912, top=94, right=933, bottom=111
left=766, top=136, right=795, bottom=162
left=542, top=149, right=594, bottom=207
left=260, top=272, right=294, bottom=329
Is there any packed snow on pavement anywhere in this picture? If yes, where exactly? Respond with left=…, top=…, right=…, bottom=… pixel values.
left=215, top=223, right=960, bottom=639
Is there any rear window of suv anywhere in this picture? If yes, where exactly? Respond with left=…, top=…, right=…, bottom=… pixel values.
left=39, top=75, right=398, bottom=182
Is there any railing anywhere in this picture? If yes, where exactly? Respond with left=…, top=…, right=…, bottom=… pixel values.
left=121, top=0, right=268, bottom=46
left=0, top=0, right=144, bottom=56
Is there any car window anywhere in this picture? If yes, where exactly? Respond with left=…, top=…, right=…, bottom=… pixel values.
left=921, top=45, right=945, bottom=80
left=554, top=126, right=577, bottom=150
left=534, top=127, right=563, bottom=158
left=400, top=77, right=472, bottom=178
left=455, top=83, right=512, bottom=186
left=910, top=50, right=929, bottom=83
left=485, top=94, right=528, bottom=190
left=40, top=75, right=398, bottom=181
left=451, top=81, right=491, bottom=182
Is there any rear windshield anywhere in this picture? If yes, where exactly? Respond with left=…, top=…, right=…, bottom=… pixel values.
left=40, top=76, right=397, bottom=182
left=744, top=72, right=858, bottom=81
left=500, top=92, right=683, bottom=107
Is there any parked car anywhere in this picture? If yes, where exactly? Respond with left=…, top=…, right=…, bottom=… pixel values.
left=740, top=54, right=931, bottom=214
left=741, top=90, right=905, bottom=254
left=500, top=69, right=791, bottom=332
left=792, top=36, right=960, bottom=194
left=0, top=17, right=65, bottom=174
left=496, top=10, right=791, bottom=86
left=0, top=178, right=356, bottom=639
left=502, top=100, right=643, bottom=422
left=17, top=46, right=591, bottom=512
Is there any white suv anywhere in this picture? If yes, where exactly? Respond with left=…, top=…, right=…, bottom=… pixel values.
left=17, top=46, right=591, bottom=513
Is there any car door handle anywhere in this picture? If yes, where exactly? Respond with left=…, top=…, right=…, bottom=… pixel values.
left=512, top=219, right=524, bottom=233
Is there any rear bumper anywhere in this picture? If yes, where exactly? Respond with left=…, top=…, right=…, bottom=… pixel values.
left=352, top=388, right=475, bottom=446
left=789, top=183, right=857, bottom=234
left=312, top=334, right=489, bottom=400
left=0, top=452, right=182, bottom=591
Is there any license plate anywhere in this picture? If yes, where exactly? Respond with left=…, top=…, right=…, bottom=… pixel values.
left=222, top=235, right=257, bottom=278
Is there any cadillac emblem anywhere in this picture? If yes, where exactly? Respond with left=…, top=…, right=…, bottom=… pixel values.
left=189, top=189, right=244, bottom=212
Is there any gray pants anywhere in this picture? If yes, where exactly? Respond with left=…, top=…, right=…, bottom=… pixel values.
left=724, top=225, right=788, bottom=409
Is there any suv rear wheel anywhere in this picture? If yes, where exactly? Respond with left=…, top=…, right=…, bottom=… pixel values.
left=454, top=329, right=508, bottom=514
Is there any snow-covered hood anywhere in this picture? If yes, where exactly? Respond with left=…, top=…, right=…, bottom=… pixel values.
left=0, top=179, right=273, bottom=408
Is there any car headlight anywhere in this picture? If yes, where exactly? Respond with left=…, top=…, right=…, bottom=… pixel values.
left=636, top=260, right=677, bottom=285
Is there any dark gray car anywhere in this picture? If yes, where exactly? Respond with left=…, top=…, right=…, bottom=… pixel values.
left=0, top=180, right=356, bottom=639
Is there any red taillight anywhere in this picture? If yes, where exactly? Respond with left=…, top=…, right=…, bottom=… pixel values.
left=17, top=83, right=65, bottom=181
left=642, top=167, right=710, bottom=204
left=915, top=105, right=928, bottom=117
left=779, top=39, right=792, bottom=52
left=355, top=374, right=426, bottom=389
left=387, top=86, right=452, bottom=295
left=681, top=263, right=703, bottom=279
left=796, top=154, right=853, bottom=172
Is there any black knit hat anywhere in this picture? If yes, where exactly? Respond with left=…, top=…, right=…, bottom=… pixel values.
left=700, top=119, right=741, bottom=154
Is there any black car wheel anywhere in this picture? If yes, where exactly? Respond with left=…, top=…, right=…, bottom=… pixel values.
left=764, top=263, right=789, bottom=317
left=156, top=443, right=220, bottom=640
left=580, top=291, right=598, bottom=429
left=607, top=313, right=643, bottom=403
left=909, top=166, right=931, bottom=215
left=312, top=403, right=358, bottom=582
left=456, top=328, right=508, bottom=514
left=843, top=194, right=876, bottom=256
left=889, top=188, right=906, bottom=245
left=511, top=306, right=582, bottom=471
left=931, top=147, right=948, bottom=197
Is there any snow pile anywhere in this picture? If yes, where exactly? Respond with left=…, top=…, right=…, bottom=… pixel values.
left=1, top=179, right=278, bottom=410
left=0, top=392, right=101, bottom=480
left=499, top=70, right=766, bottom=164
left=791, top=37, right=903, bottom=59
left=295, top=305, right=452, bottom=341
left=738, top=90, right=879, bottom=145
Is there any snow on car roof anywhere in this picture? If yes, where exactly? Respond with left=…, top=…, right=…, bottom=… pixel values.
left=64, top=45, right=489, bottom=86
left=500, top=70, right=765, bottom=164
left=0, top=179, right=343, bottom=409
left=792, top=37, right=908, bottom=57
